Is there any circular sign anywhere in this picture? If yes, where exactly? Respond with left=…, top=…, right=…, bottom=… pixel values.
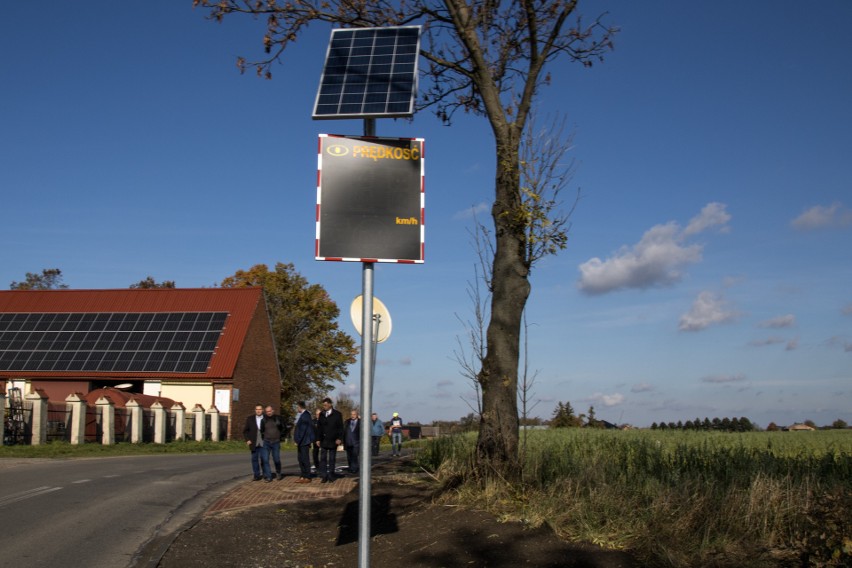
left=350, top=295, right=392, bottom=343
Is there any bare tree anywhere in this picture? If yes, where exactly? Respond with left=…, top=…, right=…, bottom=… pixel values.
left=452, top=218, right=492, bottom=418
left=195, top=0, right=616, bottom=476
left=518, top=310, right=540, bottom=470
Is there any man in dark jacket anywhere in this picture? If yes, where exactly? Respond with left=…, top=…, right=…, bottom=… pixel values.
left=293, top=401, right=315, bottom=483
left=370, top=412, right=385, bottom=457
left=262, top=405, right=286, bottom=480
left=243, top=404, right=272, bottom=481
left=315, top=397, right=344, bottom=483
left=344, top=410, right=361, bottom=475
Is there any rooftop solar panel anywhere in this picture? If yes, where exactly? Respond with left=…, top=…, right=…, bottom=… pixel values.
left=313, top=26, right=421, bottom=120
left=0, top=312, right=228, bottom=374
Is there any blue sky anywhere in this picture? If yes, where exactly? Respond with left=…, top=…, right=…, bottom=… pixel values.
left=2, top=1, right=850, bottom=428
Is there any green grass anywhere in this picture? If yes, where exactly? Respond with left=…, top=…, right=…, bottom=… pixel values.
left=0, top=436, right=426, bottom=459
left=416, top=429, right=852, bottom=567
left=0, top=439, right=247, bottom=458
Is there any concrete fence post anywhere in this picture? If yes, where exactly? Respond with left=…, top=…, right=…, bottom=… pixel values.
left=170, top=403, right=186, bottom=442
left=96, top=396, right=115, bottom=445
left=25, top=390, right=49, bottom=446
left=151, top=402, right=166, bottom=444
left=206, top=405, right=220, bottom=442
left=65, top=393, right=87, bottom=445
left=192, top=404, right=205, bottom=442
left=126, top=399, right=143, bottom=443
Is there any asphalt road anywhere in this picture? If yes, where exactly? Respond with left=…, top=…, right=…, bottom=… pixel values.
left=0, top=452, right=255, bottom=568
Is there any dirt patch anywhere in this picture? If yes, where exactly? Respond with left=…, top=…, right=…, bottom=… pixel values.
left=157, top=459, right=637, bottom=568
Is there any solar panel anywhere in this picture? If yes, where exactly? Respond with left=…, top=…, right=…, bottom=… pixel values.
left=313, top=26, right=421, bottom=119
left=0, top=312, right=228, bottom=374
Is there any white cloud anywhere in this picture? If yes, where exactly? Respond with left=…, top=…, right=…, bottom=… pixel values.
left=678, top=291, right=739, bottom=331
left=842, top=304, right=852, bottom=316
left=631, top=382, right=654, bottom=393
left=453, top=202, right=489, bottom=220
left=785, top=338, right=799, bottom=351
left=758, top=314, right=796, bottom=328
left=586, top=392, right=626, bottom=407
left=791, top=202, right=852, bottom=230
left=701, top=373, right=746, bottom=384
left=577, top=203, right=730, bottom=295
left=683, top=202, right=732, bottom=236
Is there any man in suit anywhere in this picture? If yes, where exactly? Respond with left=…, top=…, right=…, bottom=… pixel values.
left=243, top=403, right=272, bottom=482
left=344, top=410, right=361, bottom=475
left=293, top=401, right=315, bottom=483
left=315, top=397, right=344, bottom=484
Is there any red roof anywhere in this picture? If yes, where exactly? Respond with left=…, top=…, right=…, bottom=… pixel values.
left=84, top=387, right=176, bottom=409
left=0, top=288, right=264, bottom=381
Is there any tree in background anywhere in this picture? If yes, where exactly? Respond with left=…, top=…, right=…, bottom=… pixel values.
left=221, top=263, right=358, bottom=414
left=10, top=268, right=69, bottom=290
left=586, top=405, right=601, bottom=428
left=430, top=413, right=479, bottom=435
left=550, top=401, right=581, bottom=428
left=130, top=276, right=176, bottom=289
left=195, top=0, right=616, bottom=477
left=333, top=391, right=358, bottom=419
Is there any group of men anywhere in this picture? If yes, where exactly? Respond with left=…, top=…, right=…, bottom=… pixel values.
left=243, top=398, right=405, bottom=484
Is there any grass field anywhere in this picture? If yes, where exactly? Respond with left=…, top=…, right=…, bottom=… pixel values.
left=417, top=429, right=852, bottom=567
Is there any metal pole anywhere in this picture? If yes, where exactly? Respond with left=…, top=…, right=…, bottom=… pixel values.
left=358, top=270, right=375, bottom=568
left=358, top=116, right=377, bottom=568
left=370, top=315, right=380, bottom=402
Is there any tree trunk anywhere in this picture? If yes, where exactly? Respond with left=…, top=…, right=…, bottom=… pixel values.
left=475, top=134, right=529, bottom=477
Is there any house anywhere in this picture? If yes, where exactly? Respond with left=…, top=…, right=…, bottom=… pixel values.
left=0, top=287, right=280, bottom=440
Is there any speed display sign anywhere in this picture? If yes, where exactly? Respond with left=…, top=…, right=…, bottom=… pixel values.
left=316, top=134, right=425, bottom=263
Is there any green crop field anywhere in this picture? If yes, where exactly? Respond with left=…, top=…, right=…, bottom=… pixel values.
left=418, top=429, right=851, bottom=567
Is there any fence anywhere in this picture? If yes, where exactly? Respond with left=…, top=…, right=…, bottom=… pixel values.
left=115, top=407, right=130, bottom=443
left=46, top=403, right=71, bottom=443
left=3, top=405, right=31, bottom=446
left=84, top=405, right=99, bottom=443
left=1, top=391, right=228, bottom=445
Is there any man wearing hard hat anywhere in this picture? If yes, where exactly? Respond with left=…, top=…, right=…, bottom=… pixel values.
left=389, top=412, right=404, bottom=456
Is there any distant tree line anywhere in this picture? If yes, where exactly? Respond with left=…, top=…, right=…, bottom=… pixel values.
left=9, top=268, right=69, bottom=290
left=767, top=419, right=848, bottom=431
left=651, top=417, right=756, bottom=432
left=8, top=269, right=174, bottom=290
left=430, top=413, right=480, bottom=435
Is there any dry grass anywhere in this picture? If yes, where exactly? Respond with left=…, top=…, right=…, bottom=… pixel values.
left=417, top=429, right=851, bottom=567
